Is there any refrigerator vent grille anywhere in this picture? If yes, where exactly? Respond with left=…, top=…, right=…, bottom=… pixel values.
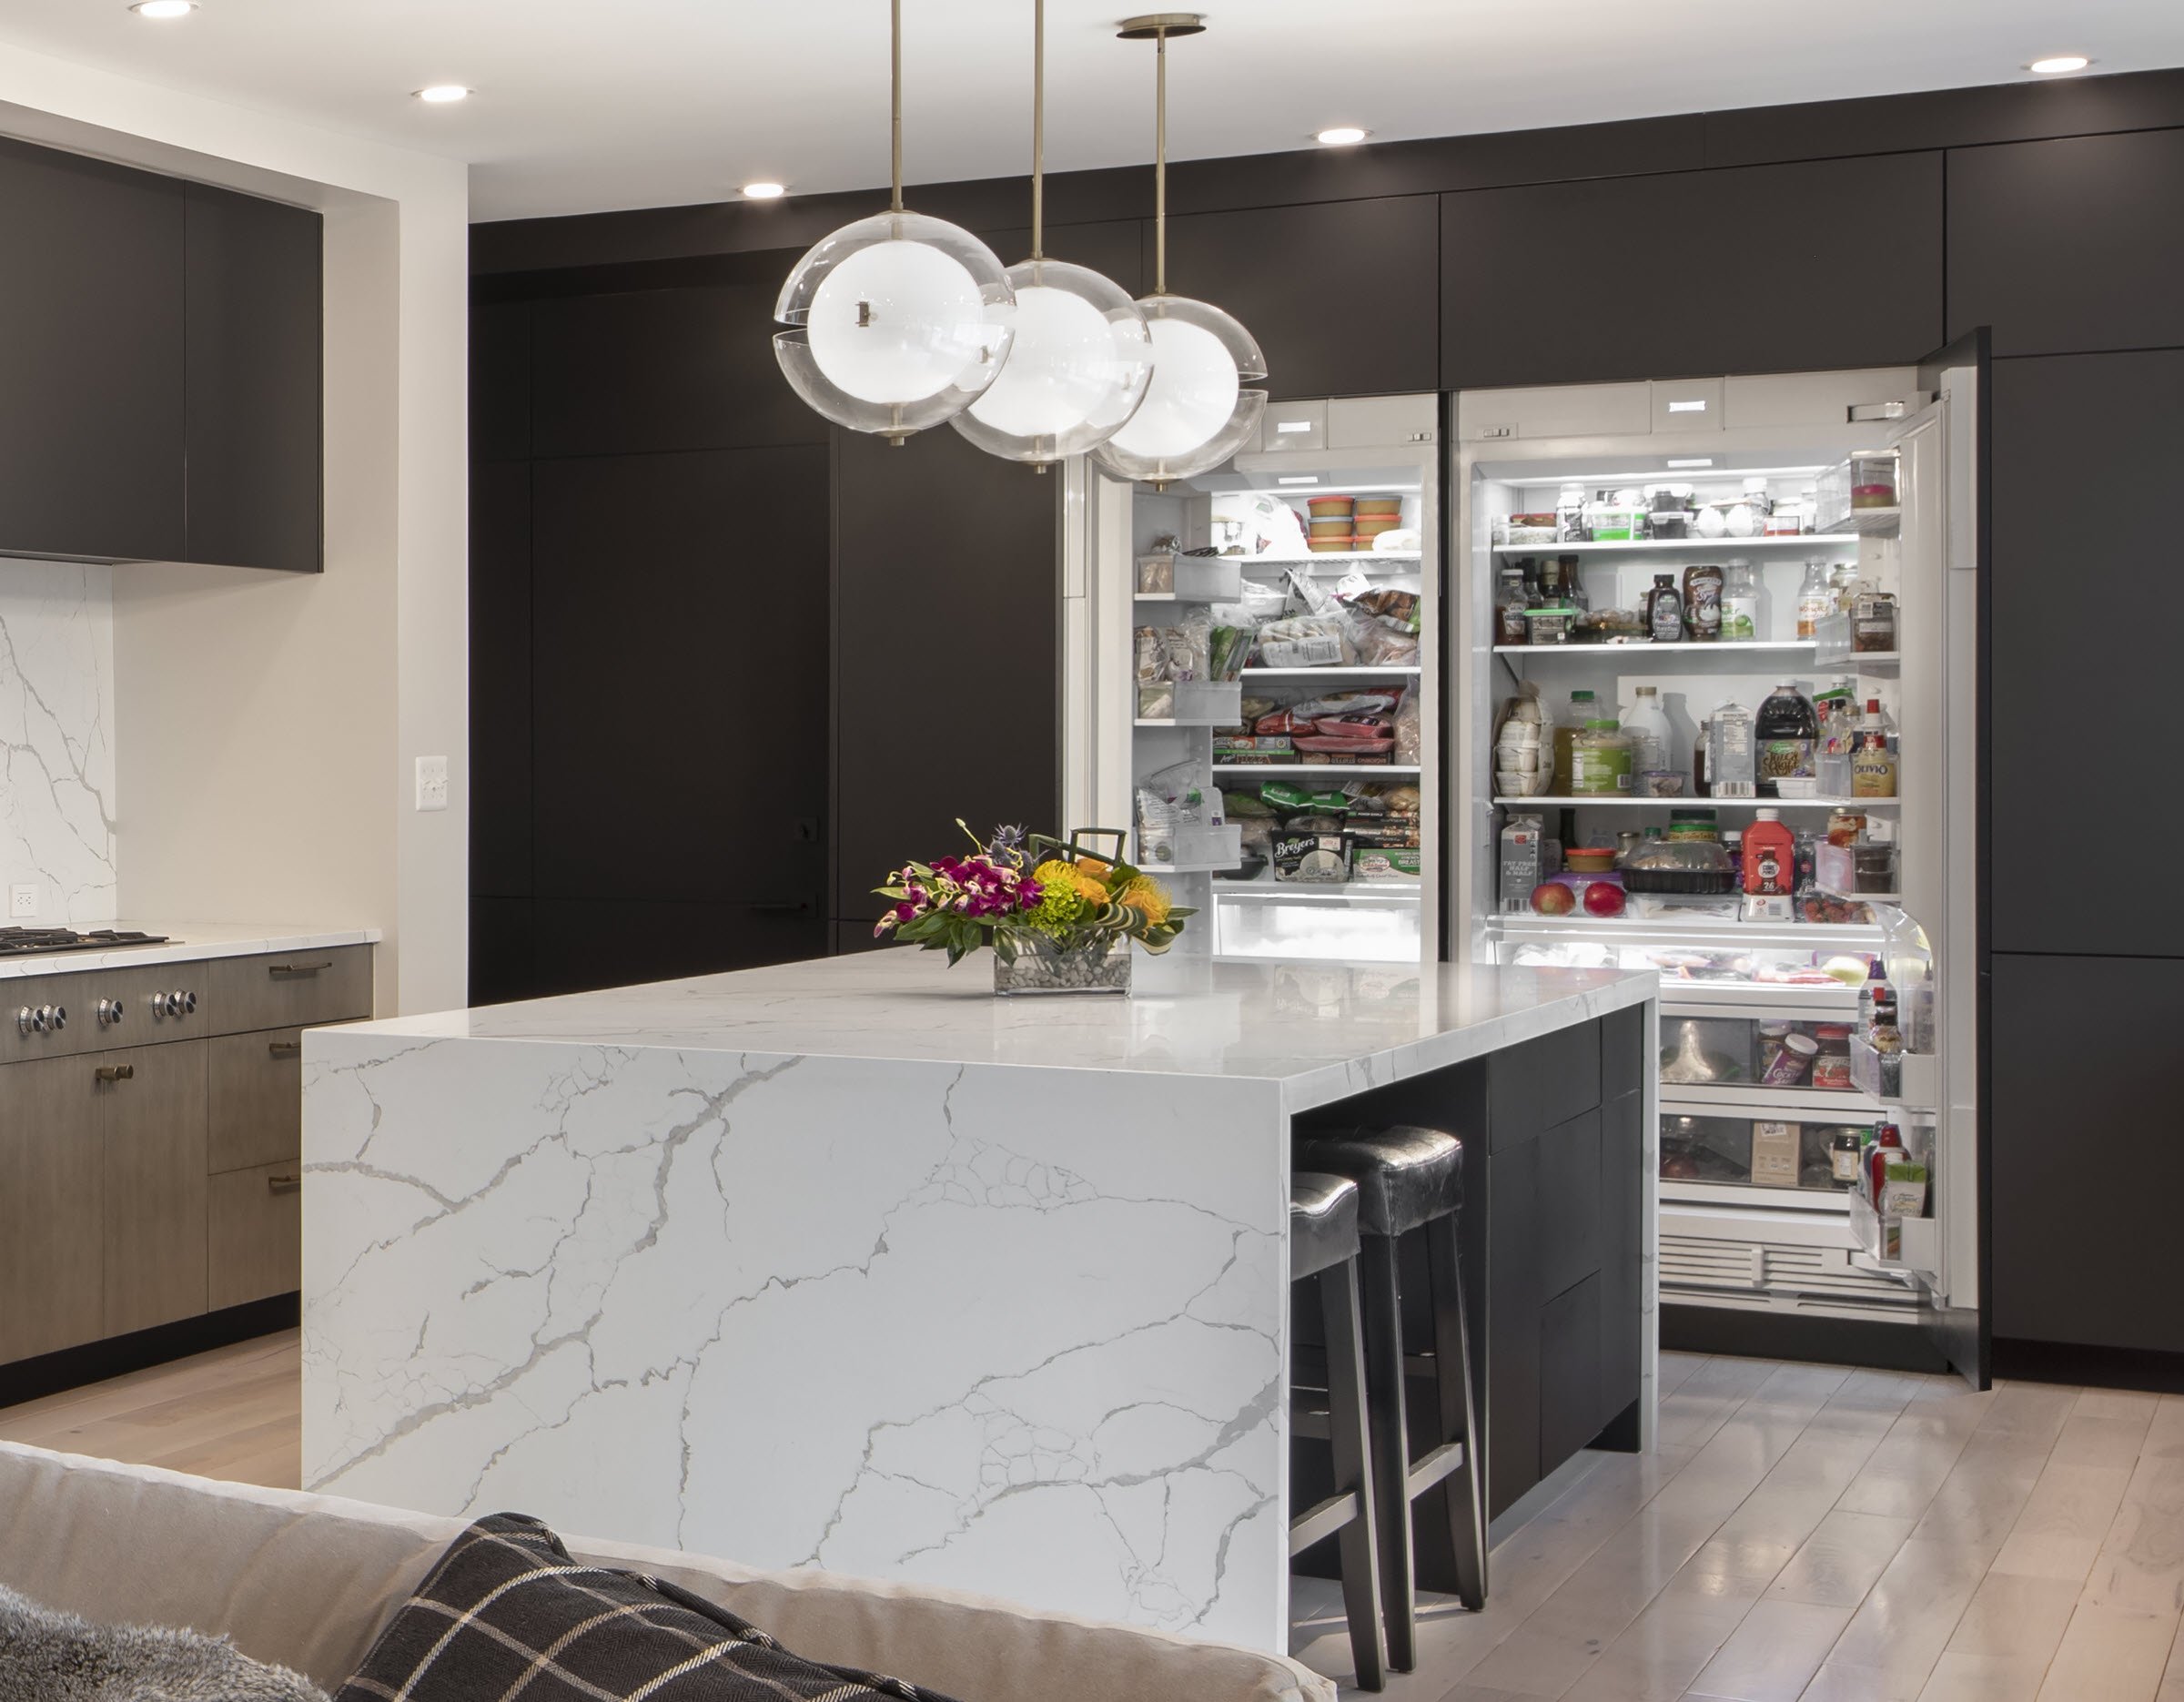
left=1662, top=1231, right=1918, bottom=1305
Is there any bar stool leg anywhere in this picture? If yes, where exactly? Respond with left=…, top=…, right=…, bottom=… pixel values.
left=1427, top=1214, right=1488, bottom=1610
left=1318, top=1258, right=1387, bottom=1691
left=1357, top=1231, right=1417, bottom=1671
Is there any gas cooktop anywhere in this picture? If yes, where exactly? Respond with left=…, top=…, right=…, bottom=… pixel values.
left=0, top=927, right=172, bottom=957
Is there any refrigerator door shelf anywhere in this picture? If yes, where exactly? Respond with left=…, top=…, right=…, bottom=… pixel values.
left=1848, top=1038, right=1939, bottom=1111
left=1847, top=1188, right=1940, bottom=1283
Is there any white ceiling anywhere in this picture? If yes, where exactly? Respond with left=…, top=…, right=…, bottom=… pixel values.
left=2, top=0, right=2179, bottom=223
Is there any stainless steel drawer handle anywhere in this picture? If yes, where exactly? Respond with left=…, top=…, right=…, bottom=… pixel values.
left=94, top=1064, right=136, bottom=1084
left=268, top=961, right=332, bottom=978
left=268, top=1040, right=302, bottom=1059
left=268, top=1173, right=302, bottom=1193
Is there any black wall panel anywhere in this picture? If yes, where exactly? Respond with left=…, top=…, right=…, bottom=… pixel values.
left=1990, top=351, right=2184, bottom=958
left=1159, top=197, right=1440, bottom=400
left=831, top=427, right=1059, bottom=928
left=1441, top=154, right=1944, bottom=389
left=531, top=448, right=829, bottom=922
left=1992, top=953, right=2184, bottom=1353
left=979, top=219, right=1147, bottom=300
left=0, top=137, right=185, bottom=562
left=1949, top=128, right=2184, bottom=358
left=531, top=279, right=823, bottom=458
left=182, top=183, right=323, bottom=573
left=469, top=461, right=533, bottom=900
left=471, top=301, right=533, bottom=464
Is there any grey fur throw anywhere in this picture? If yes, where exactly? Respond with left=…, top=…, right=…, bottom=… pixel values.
left=0, top=1585, right=328, bottom=1702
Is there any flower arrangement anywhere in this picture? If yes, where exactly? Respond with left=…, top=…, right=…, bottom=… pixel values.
left=875, top=822, right=1192, bottom=970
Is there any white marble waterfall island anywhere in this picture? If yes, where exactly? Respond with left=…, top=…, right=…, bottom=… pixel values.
left=301, top=953, right=1657, bottom=1653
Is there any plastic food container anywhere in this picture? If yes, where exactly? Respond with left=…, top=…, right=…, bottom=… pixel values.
left=1564, top=846, right=1618, bottom=873
left=1353, top=496, right=1403, bottom=517
left=1306, top=495, right=1355, bottom=518
left=1620, top=838, right=1736, bottom=895
left=1850, top=452, right=1897, bottom=508
left=1523, top=605, right=1577, bottom=644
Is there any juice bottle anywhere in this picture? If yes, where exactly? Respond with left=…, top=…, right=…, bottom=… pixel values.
left=1552, top=688, right=1598, bottom=793
left=1795, top=562, right=1833, bottom=638
left=1755, top=683, right=1819, bottom=797
left=1742, top=807, right=1797, bottom=897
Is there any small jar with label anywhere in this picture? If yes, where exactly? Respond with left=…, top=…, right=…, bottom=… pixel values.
left=1829, top=1130, right=1866, bottom=1186
left=1852, top=590, right=1899, bottom=653
left=1754, top=1021, right=1794, bottom=1079
left=1762, top=1030, right=1818, bottom=1086
left=1811, top=1025, right=1854, bottom=1091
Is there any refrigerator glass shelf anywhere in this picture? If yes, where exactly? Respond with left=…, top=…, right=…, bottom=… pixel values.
left=1239, top=550, right=1422, bottom=565
left=1221, top=765, right=1422, bottom=778
left=1493, top=641, right=1814, bottom=657
left=1241, top=664, right=1422, bottom=678
left=1493, top=795, right=1897, bottom=811
left=1490, top=535, right=1858, bottom=555
left=1494, top=913, right=1884, bottom=948
left=1214, top=882, right=1423, bottom=904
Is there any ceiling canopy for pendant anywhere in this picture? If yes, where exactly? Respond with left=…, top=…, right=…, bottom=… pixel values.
left=952, top=0, right=1153, bottom=470
left=774, top=0, right=1017, bottom=443
left=1090, top=14, right=1268, bottom=492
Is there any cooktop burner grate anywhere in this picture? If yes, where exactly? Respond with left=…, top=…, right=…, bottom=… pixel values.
left=0, top=927, right=173, bottom=957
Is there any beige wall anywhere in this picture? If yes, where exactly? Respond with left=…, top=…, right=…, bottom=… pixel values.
left=0, top=44, right=470, bottom=1016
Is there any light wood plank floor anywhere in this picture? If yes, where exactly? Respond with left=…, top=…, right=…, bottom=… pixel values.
left=5, top=1336, right=2182, bottom=1699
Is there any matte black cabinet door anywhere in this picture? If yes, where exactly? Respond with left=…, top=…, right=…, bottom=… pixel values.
left=0, top=137, right=184, bottom=562
left=471, top=300, right=533, bottom=464
left=470, top=461, right=533, bottom=900
left=1441, top=153, right=1944, bottom=389
left=1485, top=1136, right=1541, bottom=1520
left=531, top=279, right=823, bottom=459
left=832, top=427, right=1058, bottom=927
left=1158, top=198, right=1439, bottom=400
left=1990, top=351, right=2184, bottom=957
left=1949, top=128, right=2184, bottom=357
left=1991, top=953, right=2184, bottom=1354
left=183, top=183, right=323, bottom=572
left=531, top=447, right=830, bottom=920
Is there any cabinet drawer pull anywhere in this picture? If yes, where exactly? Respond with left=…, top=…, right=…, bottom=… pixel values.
left=94, top=1064, right=136, bottom=1084
left=268, top=1040, right=302, bottom=1059
left=268, top=961, right=332, bottom=978
left=268, top=1173, right=302, bottom=1193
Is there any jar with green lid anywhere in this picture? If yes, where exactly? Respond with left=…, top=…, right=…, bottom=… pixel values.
left=1667, top=810, right=1722, bottom=843
left=1570, top=719, right=1634, bottom=795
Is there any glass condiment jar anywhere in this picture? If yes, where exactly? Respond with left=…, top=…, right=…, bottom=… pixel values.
left=1795, top=562, right=1833, bottom=639
left=1811, top=1025, right=1854, bottom=1091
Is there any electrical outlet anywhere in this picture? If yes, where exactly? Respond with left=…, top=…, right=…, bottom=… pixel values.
left=414, top=755, right=450, bottom=814
left=9, top=885, right=38, bottom=918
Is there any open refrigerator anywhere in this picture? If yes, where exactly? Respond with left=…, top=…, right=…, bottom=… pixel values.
left=1081, top=394, right=1441, bottom=968
left=1451, top=352, right=1987, bottom=1383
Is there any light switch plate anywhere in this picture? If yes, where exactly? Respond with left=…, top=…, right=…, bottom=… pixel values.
left=414, top=755, right=450, bottom=813
left=9, top=885, right=37, bottom=918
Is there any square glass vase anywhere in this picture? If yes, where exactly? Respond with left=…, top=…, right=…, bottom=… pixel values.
left=992, top=933, right=1132, bottom=996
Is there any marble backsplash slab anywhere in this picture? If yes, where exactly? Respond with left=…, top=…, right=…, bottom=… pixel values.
left=0, top=560, right=117, bottom=925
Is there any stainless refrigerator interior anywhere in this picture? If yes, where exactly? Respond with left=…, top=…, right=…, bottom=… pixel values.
left=1082, top=394, right=1441, bottom=969
left=1450, top=359, right=1987, bottom=1383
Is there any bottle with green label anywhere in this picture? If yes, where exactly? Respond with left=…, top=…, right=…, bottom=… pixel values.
left=1571, top=719, right=1635, bottom=795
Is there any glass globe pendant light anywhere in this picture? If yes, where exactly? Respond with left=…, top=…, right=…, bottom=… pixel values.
left=774, top=0, right=1017, bottom=443
left=952, top=0, right=1153, bottom=470
left=1090, top=15, right=1268, bottom=492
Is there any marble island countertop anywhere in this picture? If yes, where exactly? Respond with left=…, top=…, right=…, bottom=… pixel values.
left=0, top=921, right=381, bottom=980
left=327, top=949, right=1653, bottom=1113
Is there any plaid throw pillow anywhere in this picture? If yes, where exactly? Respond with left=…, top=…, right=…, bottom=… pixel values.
left=336, top=1514, right=964, bottom=1702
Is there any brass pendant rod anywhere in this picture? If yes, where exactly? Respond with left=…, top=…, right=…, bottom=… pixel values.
left=890, top=0, right=905, bottom=213
left=1030, top=0, right=1046, bottom=259
left=1153, top=25, right=1168, bottom=296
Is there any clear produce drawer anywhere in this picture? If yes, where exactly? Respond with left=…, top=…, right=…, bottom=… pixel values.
left=1659, top=1014, right=1865, bottom=1095
left=1661, top=1109, right=1880, bottom=1196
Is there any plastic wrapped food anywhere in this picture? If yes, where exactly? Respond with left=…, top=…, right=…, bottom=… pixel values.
left=1134, top=626, right=1164, bottom=684
left=1222, top=788, right=1276, bottom=818
left=1394, top=688, right=1421, bottom=765
left=1257, top=614, right=1353, bottom=669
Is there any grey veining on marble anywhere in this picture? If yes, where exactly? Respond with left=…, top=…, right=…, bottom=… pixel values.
left=0, top=562, right=116, bottom=926
left=302, top=955, right=1657, bottom=1654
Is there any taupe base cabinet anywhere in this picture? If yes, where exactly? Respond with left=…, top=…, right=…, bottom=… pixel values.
left=0, top=945, right=371, bottom=1370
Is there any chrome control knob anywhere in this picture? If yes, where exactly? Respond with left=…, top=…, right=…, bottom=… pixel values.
left=177, top=989, right=197, bottom=1014
left=15, top=1007, right=31, bottom=1037
left=48, top=1004, right=66, bottom=1031
left=25, top=1003, right=66, bottom=1032
left=96, top=998, right=125, bottom=1028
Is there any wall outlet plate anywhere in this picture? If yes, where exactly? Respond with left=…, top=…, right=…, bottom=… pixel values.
left=9, top=885, right=38, bottom=918
left=415, top=755, right=450, bottom=813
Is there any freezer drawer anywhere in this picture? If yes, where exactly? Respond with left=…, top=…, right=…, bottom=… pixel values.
left=1661, top=1200, right=1923, bottom=1318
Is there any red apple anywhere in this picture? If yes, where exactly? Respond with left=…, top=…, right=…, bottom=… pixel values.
left=1532, top=882, right=1575, bottom=916
left=1582, top=880, right=1627, bottom=918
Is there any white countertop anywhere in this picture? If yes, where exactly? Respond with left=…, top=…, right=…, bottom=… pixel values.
left=325, top=949, right=1653, bottom=1113
left=0, top=921, right=380, bottom=981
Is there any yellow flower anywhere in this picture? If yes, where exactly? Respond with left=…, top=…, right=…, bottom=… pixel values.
left=1120, top=875, right=1171, bottom=926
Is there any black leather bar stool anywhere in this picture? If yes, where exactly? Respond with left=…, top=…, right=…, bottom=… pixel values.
left=1289, top=1172, right=1387, bottom=1692
left=1294, top=1126, right=1485, bottom=1670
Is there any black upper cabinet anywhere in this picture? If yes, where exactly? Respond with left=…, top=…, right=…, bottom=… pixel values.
left=470, top=300, right=533, bottom=464
left=531, top=279, right=822, bottom=459
left=1158, top=198, right=1439, bottom=400
left=0, top=137, right=185, bottom=562
left=184, top=182, right=323, bottom=573
left=833, top=426, right=1059, bottom=925
left=1948, top=128, right=2184, bottom=358
left=1441, top=154, right=1945, bottom=389
left=978, top=219, right=1147, bottom=299
left=1991, top=350, right=2184, bottom=957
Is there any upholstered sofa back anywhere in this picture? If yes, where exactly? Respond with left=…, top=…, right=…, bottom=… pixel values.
left=0, top=1442, right=1333, bottom=1702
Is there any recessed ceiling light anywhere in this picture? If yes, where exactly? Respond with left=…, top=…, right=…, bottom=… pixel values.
left=412, top=85, right=472, bottom=105
left=2028, top=55, right=2091, bottom=75
left=1315, top=126, right=1370, bottom=147
left=129, top=1, right=197, bottom=17
left=742, top=182, right=787, bottom=200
